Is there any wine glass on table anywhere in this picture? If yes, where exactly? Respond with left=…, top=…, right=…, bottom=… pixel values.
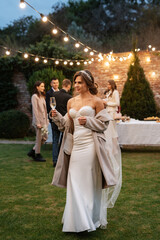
left=50, top=97, right=56, bottom=121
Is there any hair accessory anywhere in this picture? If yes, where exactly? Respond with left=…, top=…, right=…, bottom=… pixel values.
left=80, top=70, right=93, bottom=82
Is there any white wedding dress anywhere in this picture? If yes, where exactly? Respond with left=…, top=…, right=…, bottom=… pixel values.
left=62, top=106, right=102, bottom=232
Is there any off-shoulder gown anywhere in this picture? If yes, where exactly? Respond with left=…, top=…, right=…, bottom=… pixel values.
left=62, top=106, right=102, bottom=232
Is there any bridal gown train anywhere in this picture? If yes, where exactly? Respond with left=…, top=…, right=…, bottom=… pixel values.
left=62, top=106, right=103, bottom=232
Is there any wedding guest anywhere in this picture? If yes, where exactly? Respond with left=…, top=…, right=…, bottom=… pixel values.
left=27, top=81, right=49, bottom=162
left=50, top=70, right=122, bottom=232
left=46, top=78, right=72, bottom=167
left=103, top=80, right=120, bottom=119
left=46, top=78, right=60, bottom=166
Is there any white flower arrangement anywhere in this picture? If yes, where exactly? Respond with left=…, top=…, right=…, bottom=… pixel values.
left=41, top=125, right=49, bottom=137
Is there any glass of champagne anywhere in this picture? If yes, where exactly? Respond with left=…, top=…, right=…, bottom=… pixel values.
left=50, top=97, right=56, bottom=110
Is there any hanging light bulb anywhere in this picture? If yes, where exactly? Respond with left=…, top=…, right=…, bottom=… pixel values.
left=75, top=42, right=80, bottom=48
left=152, top=72, right=156, bottom=77
left=6, top=50, right=11, bottom=55
left=52, top=27, right=58, bottom=34
left=40, top=14, right=48, bottom=22
left=148, top=45, right=152, bottom=49
left=35, top=57, right=39, bottom=62
left=20, top=0, right=26, bottom=8
left=43, top=59, right=48, bottom=63
left=69, top=62, right=73, bottom=66
left=105, top=62, right=109, bottom=67
left=98, top=53, right=102, bottom=58
left=91, top=58, right=94, bottom=62
left=113, top=75, right=119, bottom=80
left=24, top=53, right=28, bottom=59
left=152, top=47, right=156, bottom=51
left=119, top=57, right=123, bottom=61
left=90, top=51, right=94, bottom=56
left=64, top=61, right=67, bottom=65
left=84, top=47, right=88, bottom=52
left=76, top=62, right=80, bottom=65
left=98, top=59, right=101, bottom=62
left=64, top=35, right=69, bottom=42
left=55, top=60, right=59, bottom=65
left=84, top=61, right=87, bottom=65
left=146, top=57, right=150, bottom=62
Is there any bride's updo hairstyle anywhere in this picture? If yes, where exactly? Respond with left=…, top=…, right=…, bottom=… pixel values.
left=73, top=70, right=98, bottom=95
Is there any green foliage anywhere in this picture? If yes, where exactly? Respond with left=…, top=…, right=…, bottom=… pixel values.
left=0, top=110, right=30, bottom=138
left=27, top=68, right=65, bottom=95
left=0, top=58, right=18, bottom=112
left=120, top=50, right=157, bottom=120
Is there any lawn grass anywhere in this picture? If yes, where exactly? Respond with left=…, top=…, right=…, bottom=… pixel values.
left=0, top=144, right=159, bottom=240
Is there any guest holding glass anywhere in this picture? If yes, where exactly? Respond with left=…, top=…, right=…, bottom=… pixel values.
left=27, top=81, right=49, bottom=162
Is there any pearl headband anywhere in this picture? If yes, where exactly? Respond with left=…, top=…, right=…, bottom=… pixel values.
left=80, top=70, right=93, bottom=82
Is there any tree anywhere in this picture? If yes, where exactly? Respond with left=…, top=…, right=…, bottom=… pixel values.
left=120, top=50, right=157, bottom=120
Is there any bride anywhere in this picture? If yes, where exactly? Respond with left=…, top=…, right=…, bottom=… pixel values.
left=50, top=70, right=122, bottom=232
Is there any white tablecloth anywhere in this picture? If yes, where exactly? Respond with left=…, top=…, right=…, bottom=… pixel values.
left=116, top=119, right=160, bottom=146
left=47, top=120, right=160, bottom=146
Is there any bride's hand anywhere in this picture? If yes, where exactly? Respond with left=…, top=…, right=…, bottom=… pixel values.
left=78, top=116, right=86, bottom=125
left=51, top=109, right=57, bottom=117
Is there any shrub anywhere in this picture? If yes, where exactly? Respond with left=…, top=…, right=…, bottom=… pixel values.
left=27, top=68, right=65, bottom=95
left=120, top=50, right=157, bottom=120
left=0, top=110, right=30, bottom=139
left=0, top=58, right=18, bottom=112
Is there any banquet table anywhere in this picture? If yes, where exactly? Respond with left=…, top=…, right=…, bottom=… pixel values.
left=46, top=120, right=160, bottom=146
left=116, top=119, right=160, bottom=146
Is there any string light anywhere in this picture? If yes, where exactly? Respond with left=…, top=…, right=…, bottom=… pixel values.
left=64, top=61, right=67, bottom=65
left=76, top=62, right=80, bottom=65
left=20, top=0, right=26, bottom=8
left=119, top=57, right=123, bottom=61
left=91, top=58, right=94, bottom=62
left=64, top=35, right=69, bottom=42
left=90, top=51, right=94, bottom=56
left=152, top=47, right=156, bottom=51
left=43, top=59, right=48, bottom=63
left=35, top=57, right=39, bottom=62
left=148, top=45, right=152, bottom=49
left=105, top=62, right=109, bottom=66
left=146, top=57, right=150, bottom=62
left=55, top=60, right=59, bottom=64
left=69, top=62, right=73, bottom=66
left=84, top=47, right=89, bottom=53
left=84, top=61, right=87, bottom=65
left=40, top=14, right=48, bottom=23
left=75, top=42, right=80, bottom=48
left=114, top=75, right=119, bottom=80
left=152, top=72, right=156, bottom=77
left=52, top=27, right=58, bottom=35
left=24, top=53, right=28, bottom=58
left=6, top=50, right=11, bottom=55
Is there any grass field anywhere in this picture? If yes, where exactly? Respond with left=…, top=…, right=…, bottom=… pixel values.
left=0, top=144, right=159, bottom=240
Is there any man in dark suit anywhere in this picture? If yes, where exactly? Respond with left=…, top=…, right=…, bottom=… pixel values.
left=46, top=78, right=72, bottom=167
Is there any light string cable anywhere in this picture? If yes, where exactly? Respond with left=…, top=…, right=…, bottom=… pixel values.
left=0, top=45, right=92, bottom=66
left=20, top=0, right=99, bottom=56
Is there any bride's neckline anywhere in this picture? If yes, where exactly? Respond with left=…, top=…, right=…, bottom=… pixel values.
left=70, top=105, right=95, bottom=112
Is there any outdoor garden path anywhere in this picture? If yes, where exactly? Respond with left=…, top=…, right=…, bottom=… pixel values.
left=0, top=140, right=35, bottom=144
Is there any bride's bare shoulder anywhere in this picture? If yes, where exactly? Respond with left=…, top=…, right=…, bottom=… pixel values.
left=67, top=96, right=79, bottom=109
left=93, top=96, right=104, bottom=112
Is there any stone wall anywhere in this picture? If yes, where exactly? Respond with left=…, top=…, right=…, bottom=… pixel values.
left=12, top=71, right=32, bottom=120
left=87, top=51, right=160, bottom=108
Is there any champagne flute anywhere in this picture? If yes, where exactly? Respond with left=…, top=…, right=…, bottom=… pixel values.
left=50, top=97, right=56, bottom=110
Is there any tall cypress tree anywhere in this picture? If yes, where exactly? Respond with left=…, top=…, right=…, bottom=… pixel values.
left=120, top=50, right=156, bottom=120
